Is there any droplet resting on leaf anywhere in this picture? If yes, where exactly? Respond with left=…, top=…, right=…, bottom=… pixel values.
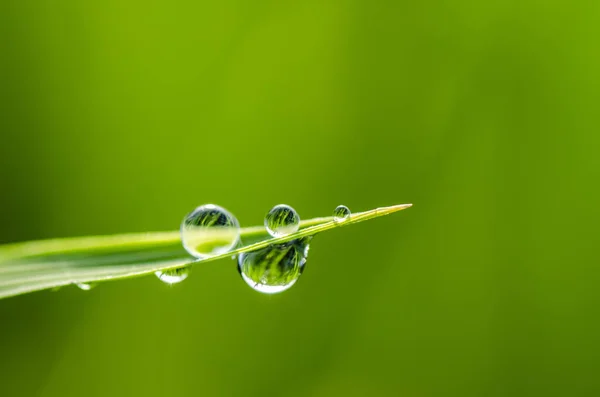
left=264, top=204, right=300, bottom=237
left=333, top=205, right=351, bottom=223
left=180, top=204, right=240, bottom=259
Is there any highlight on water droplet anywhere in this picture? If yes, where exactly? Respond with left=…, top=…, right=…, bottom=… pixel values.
left=264, top=204, right=300, bottom=237
left=181, top=204, right=240, bottom=258
left=155, top=266, right=190, bottom=285
left=75, top=282, right=95, bottom=291
left=333, top=205, right=351, bottom=223
left=237, top=237, right=311, bottom=294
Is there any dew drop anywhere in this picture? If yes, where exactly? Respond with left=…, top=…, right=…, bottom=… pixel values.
left=264, top=204, right=300, bottom=237
left=181, top=204, right=240, bottom=258
left=333, top=205, right=351, bottom=223
left=155, top=266, right=190, bottom=284
left=75, top=282, right=95, bottom=291
left=237, top=237, right=311, bottom=294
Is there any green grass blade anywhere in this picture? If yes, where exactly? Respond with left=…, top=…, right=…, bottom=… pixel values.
left=0, top=204, right=411, bottom=299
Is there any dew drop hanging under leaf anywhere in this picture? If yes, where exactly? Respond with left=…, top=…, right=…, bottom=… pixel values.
left=237, top=237, right=312, bottom=294
left=155, top=266, right=190, bottom=285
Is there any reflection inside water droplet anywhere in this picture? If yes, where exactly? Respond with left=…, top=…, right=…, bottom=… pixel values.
left=237, top=237, right=311, bottom=294
left=333, top=205, right=351, bottom=223
left=264, top=204, right=300, bottom=237
left=155, top=266, right=190, bottom=284
left=181, top=204, right=240, bottom=258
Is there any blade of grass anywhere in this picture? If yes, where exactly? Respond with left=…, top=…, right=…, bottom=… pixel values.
left=0, top=204, right=411, bottom=299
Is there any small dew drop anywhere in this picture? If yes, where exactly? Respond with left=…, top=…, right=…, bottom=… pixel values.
left=333, top=205, right=351, bottom=223
left=264, top=204, right=300, bottom=237
left=237, top=237, right=311, bottom=294
left=155, top=267, right=190, bottom=285
left=181, top=204, right=240, bottom=258
left=75, top=282, right=95, bottom=291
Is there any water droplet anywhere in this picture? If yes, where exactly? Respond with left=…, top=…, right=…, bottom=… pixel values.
left=264, top=204, right=300, bottom=237
left=333, top=205, right=351, bottom=223
left=181, top=204, right=240, bottom=258
left=155, top=266, right=190, bottom=284
left=237, top=237, right=311, bottom=294
left=75, top=282, right=95, bottom=291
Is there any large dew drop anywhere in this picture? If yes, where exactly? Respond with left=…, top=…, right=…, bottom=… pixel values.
left=237, top=237, right=311, bottom=294
left=155, top=266, right=190, bottom=285
left=264, top=204, right=300, bottom=237
left=333, top=205, right=351, bottom=223
left=181, top=204, right=240, bottom=258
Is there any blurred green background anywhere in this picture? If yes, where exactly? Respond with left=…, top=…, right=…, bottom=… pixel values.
left=1, top=0, right=599, bottom=396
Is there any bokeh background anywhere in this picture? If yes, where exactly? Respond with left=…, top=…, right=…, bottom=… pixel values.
left=1, top=1, right=599, bottom=396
